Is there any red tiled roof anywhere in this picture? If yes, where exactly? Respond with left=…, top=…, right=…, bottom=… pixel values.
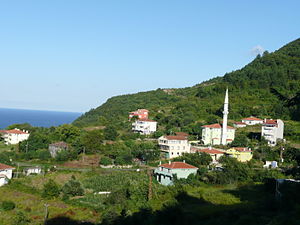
left=242, top=117, right=263, bottom=121
left=232, top=147, right=252, bottom=152
left=138, top=118, right=156, bottom=122
left=263, top=119, right=278, bottom=125
left=164, top=135, right=187, bottom=140
left=129, top=109, right=149, bottom=113
left=175, top=132, right=189, bottom=137
left=196, top=148, right=224, bottom=154
left=234, top=121, right=246, bottom=125
left=0, top=163, right=15, bottom=170
left=160, top=162, right=198, bottom=169
left=202, top=123, right=235, bottom=129
left=0, top=129, right=28, bottom=134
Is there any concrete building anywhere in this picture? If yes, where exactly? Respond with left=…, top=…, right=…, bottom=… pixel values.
left=49, top=142, right=68, bottom=158
left=225, top=147, right=253, bottom=162
left=154, top=161, right=198, bottom=185
left=0, top=129, right=30, bottom=145
left=129, top=109, right=149, bottom=120
left=158, top=135, right=191, bottom=159
left=0, top=163, right=15, bottom=186
left=242, top=117, right=263, bottom=125
left=261, top=119, right=284, bottom=146
left=201, top=89, right=235, bottom=145
left=23, top=166, right=42, bottom=176
left=201, top=124, right=235, bottom=145
left=132, top=118, right=157, bottom=135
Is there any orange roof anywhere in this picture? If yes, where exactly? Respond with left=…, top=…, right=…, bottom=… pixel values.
left=164, top=135, right=187, bottom=140
left=129, top=109, right=149, bottom=113
left=0, top=163, right=15, bottom=170
left=0, top=129, right=28, bottom=134
left=234, top=121, right=246, bottom=125
left=160, top=162, right=198, bottom=169
left=233, top=147, right=252, bottom=152
left=196, top=148, right=224, bottom=154
left=242, top=117, right=263, bottom=121
left=175, top=132, right=189, bottom=137
left=202, top=123, right=235, bottom=129
left=263, top=119, right=278, bottom=125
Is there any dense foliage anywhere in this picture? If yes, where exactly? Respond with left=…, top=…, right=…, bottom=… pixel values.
left=73, top=38, right=300, bottom=135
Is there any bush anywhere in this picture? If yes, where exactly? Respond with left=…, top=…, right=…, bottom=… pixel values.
left=99, top=156, right=112, bottom=166
left=42, top=179, right=60, bottom=199
left=1, top=201, right=16, bottom=211
left=61, top=176, right=84, bottom=199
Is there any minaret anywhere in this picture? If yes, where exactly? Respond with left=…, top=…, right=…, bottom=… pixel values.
left=221, top=88, right=229, bottom=145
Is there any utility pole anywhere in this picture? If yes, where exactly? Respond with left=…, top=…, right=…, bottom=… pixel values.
left=44, top=203, right=49, bottom=225
left=82, top=147, right=86, bottom=163
left=26, top=141, right=29, bottom=154
left=147, top=169, right=153, bottom=201
left=16, top=163, right=20, bottom=178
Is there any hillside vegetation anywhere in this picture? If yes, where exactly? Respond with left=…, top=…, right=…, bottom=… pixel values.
left=73, top=39, right=300, bottom=133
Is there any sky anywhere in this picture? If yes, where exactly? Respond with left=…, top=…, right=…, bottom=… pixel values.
left=0, top=0, right=299, bottom=113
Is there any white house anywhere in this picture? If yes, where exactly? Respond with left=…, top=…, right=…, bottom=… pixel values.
left=241, top=117, right=263, bottom=125
left=154, top=161, right=198, bottom=185
left=132, top=119, right=157, bottom=135
left=23, top=166, right=42, bottom=176
left=261, top=119, right=284, bottom=146
left=201, top=89, right=236, bottom=145
left=0, top=129, right=30, bottom=145
left=158, top=135, right=191, bottom=159
left=0, top=163, right=15, bottom=186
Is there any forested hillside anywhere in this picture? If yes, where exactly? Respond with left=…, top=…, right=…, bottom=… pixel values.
left=73, top=38, right=300, bottom=132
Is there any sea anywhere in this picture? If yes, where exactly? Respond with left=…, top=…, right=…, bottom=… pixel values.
left=0, top=108, right=82, bottom=129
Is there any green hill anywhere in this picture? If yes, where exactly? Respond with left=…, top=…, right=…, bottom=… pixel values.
left=73, top=38, right=300, bottom=132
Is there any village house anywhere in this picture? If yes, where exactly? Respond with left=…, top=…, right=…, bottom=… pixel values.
left=158, top=134, right=191, bottom=159
left=241, top=116, right=263, bottom=126
left=201, top=124, right=235, bottom=145
left=132, top=118, right=157, bottom=135
left=48, top=141, right=68, bottom=158
left=0, top=163, right=15, bottom=187
left=261, top=119, right=284, bottom=146
left=225, top=147, right=253, bottom=162
left=201, top=89, right=235, bottom=145
left=0, top=128, right=30, bottom=145
left=129, top=109, right=149, bottom=120
left=191, top=147, right=225, bottom=163
left=233, top=121, right=247, bottom=128
left=242, top=116, right=264, bottom=126
left=154, top=161, right=198, bottom=185
left=23, top=166, right=42, bottom=176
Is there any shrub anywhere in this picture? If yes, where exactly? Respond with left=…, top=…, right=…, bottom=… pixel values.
left=61, top=176, right=84, bottom=199
left=99, top=156, right=112, bottom=166
left=1, top=201, right=16, bottom=211
left=42, top=179, right=60, bottom=199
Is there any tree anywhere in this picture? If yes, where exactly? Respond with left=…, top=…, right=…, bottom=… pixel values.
left=104, top=126, right=119, bottom=141
left=42, top=179, right=60, bottom=199
left=61, top=176, right=84, bottom=199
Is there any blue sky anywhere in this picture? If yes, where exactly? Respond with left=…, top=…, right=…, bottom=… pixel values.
left=0, top=0, right=299, bottom=112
